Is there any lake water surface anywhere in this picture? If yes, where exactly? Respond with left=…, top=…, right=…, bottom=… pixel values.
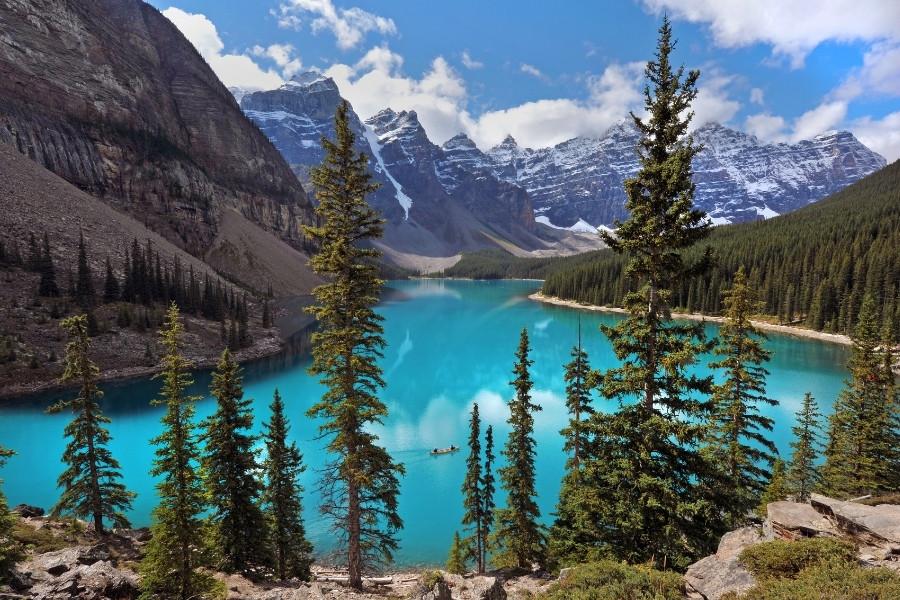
left=0, top=279, right=850, bottom=568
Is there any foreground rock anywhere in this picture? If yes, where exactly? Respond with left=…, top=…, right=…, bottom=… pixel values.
left=685, top=494, right=900, bottom=599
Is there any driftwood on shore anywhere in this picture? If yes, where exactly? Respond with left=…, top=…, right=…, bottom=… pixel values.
left=314, top=574, right=394, bottom=585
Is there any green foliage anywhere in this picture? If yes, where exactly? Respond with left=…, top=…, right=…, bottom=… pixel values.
left=738, top=538, right=857, bottom=581
left=261, top=389, right=314, bottom=581
left=535, top=560, right=684, bottom=600
left=74, top=231, right=95, bottom=307
left=201, top=349, right=271, bottom=576
left=756, top=459, right=789, bottom=518
left=820, top=294, right=900, bottom=497
left=446, top=531, right=467, bottom=575
left=0, top=447, right=23, bottom=579
left=706, top=267, right=778, bottom=527
left=543, top=159, right=900, bottom=334
left=461, top=403, right=483, bottom=572
left=46, top=315, right=135, bottom=532
left=422, top=569, right=444, bottom=590
left=579, top=17, right=722, bottom=570
left=492, top=327, right=545, bottom=570
left=140, top=303, right=217, bottom=600
left=303, top=100, right=404, bottom=589
left=787, top=392, right=823, bottom=502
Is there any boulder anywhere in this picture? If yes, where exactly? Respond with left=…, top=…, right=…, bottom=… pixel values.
left=684, top=526, right=763, bottom=600
left=441, top=573, right=506, bottom=600
left=810, top=494, right=900, bottom=553
left=766, top=500, right=840, bottom=540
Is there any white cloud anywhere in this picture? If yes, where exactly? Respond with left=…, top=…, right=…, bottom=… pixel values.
left=461, top=51, right=483, bottom=70
left=691, top=68, right=741, bottom=127
left=834, top=41, right=900, bottom=102
left=849, top=111, right=900, bottom=162
left=276, top=0, right=397, bottom=50
left=642, top=0, right=900, bottom=68
left=749, top=87, right=765, bottom=105
left=744, top=101, right=849, bottom=146
left=745, top=113, right=788, bottom=142
left=162, top=8, right=284, bottom=90
left=520, top=63, right=545, bottom=79
left=252, top=43, right=304, bottom=78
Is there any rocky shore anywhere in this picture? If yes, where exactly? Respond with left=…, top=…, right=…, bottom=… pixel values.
left=529, top=292, right=851, bottom=346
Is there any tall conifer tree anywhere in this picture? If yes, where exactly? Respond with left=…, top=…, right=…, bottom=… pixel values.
left=461, top=403, right=484, bottom=572
left=75, top=231, right=94, bottom=307
left=46, top=315, right=135, bottom=533
left=201, top=349, right=270, bottom=576
left=821, top=295, right=900, bottom=497
left=140, top=303, right=217, bottom=600
left=303, top=100, right=404, bottom=590
left=492, top=327, right=544, bottom=569
left=583, top=16, right=719, bottom=568
left=788, top=392, right=824, bottom=502
left=261, top=389, right=313, bottom=581
left=707, top=267, right=778, bottom=527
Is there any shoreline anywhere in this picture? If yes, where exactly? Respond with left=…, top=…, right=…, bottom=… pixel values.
left=529, top=292, right=852, bottom=346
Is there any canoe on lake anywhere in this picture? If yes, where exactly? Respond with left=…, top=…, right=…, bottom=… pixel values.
left=430, top=445, right=460, bottom=455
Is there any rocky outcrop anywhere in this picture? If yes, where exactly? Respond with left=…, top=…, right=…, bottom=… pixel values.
left=684, top=527, right=764, bottom=600
left=407, top=573, right=506, bottom=600
left=11, top=545, right=139, bottom=600
left=0, top=0, right=316, bottom=270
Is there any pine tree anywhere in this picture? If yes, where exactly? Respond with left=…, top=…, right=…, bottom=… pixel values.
left=140, top=303, right=217, bottom=600
left=788, top=392, right=824, bottom=502
left=261, top=389, right=313, bottom=581
left=201, top=349, right=270, bottom=576
left=303, top=100, right=404, bottom=590
left=481, top=425, right=495, bottom=571
left=561, top=318, right=593, bottom=470
left=74, top=231, right=94, bottom=307
left=446, top=531, right=467, bottom=575
left=820, top=294, right=900, bottom=497
left=461, top=403, right=483, bottom=573
left=0, top=446, right=23, bottom=580
left=707, top=267, right=778, bottom=527
left=492, top=327, right=544, bottom=570
left=583, top=16, right=719, bottom=569
left=102, top=256, right=119, bottom=303
left=757, top=458, right=789, bottom=516
left=46, top=315, right=135, bottom=533
left=38, top=232, right=59, bottom=297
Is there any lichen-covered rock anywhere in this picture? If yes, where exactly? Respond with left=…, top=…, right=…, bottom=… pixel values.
left=684, top=526, right=763, bottom=600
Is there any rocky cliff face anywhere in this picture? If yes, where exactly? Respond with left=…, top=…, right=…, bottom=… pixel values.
left=444, top=120, right=887, bottom=229
left=0, top=0, right=315, bottom=263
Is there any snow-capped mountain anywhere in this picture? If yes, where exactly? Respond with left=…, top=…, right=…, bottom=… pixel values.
left=240, top=74, right=596, bottom=262
left=442, top=120, right=887, bottom=228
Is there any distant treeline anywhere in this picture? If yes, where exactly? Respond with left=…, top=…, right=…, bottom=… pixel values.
left=423, top=248, right=609, bottom=281
left=543, top=159, right=900, bottom=334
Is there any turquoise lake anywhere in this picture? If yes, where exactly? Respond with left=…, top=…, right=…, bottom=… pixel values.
left=0, top=279, right=850, bottom=568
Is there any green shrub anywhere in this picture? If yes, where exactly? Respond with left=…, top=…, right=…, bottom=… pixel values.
left=731, top=564, right=900, bottom=599
left=422, top=569, right=444, bottom=589
left=535, top=560, right=683, bottom=600
left=738, top=538, right=856, bottom=580
left=12, top=522, right=69, bottom=553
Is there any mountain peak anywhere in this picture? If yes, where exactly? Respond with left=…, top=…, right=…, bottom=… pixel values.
left=500, top=134, right=518, bottom=148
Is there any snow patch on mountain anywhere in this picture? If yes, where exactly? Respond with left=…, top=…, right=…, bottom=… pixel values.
left=362, top=124, right=412, bottom=219
left=536, top=216, right=599, bottom=234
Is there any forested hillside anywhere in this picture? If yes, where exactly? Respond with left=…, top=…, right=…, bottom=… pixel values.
left=541, top=159, right=900, bottom=334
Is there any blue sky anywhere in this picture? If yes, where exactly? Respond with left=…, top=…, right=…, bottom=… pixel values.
left=147, top=0, right=900, bottom=161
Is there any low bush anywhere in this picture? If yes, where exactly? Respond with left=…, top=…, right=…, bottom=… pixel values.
left=737, top=538, right=856, bottom=580
left=535, top=560, right=683, bottom=600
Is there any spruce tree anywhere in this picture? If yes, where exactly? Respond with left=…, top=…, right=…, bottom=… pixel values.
left=75, top=231, right=94, bottom=307
left=757, top=458, right=789, bottom=516
left=461, top=403, right=483, bottom=573
left=707, top=267, right=778, bottom=527
left=201, top=349, right=270, bottom=576
left=480, top=425, right=495, bottom=572
left=103, top=256, right=119, bottom=303
left=303, top=100, right=404, bottom=590
left=584, top=16, right=719, bottom=568
left=492, top=326, right=544, bottom=570
left=140, top=303, right=217, bottom=600
left=788, top=392, right=824, bottom=502
left=561, top=320, right=593, bottom=470
left=820, top=294, right=900, bottom=497
left=46, top=315, right=135, bottom=533
left=0, top=446, right=23, bottom=580
left=446, top=531, right=466, bottom=575
left=38, top=232, right=59, bottom=297
left=261, top=389, right=313, bottom=581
